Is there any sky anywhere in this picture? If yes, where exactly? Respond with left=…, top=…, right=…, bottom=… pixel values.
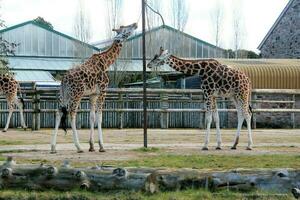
left=1, top=0, right=289, bottom=52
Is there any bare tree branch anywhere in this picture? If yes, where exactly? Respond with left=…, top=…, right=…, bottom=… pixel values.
left=73, top=0, right=92, bottom=60
left=170, top=0, right=189, bottom=32
left=211, top=0, right=223, bottom=48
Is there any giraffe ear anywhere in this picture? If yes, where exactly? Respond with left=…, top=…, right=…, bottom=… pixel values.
left=159, top=47, right=164, bottom=54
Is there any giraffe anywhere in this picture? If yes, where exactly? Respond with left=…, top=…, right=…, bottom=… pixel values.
left=51, top=23, right=138, bottom=153
left=147, top=47, right=253, bottom=150
left=0, top=73, right=27, bottom=132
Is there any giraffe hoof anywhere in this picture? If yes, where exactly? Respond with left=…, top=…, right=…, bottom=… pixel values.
left=202, top=147, right=209, bottom=151
left=231, top=146, right=237, bottom=150
left=246, top=147, right=252, bottom=150
left=50, top=150, right=57, bottom=154
left=77, top=150, right=84, bottom=153
left=99, top=148, right=106, bottom=152
left=216, top=147, right=222, bottom=150
left=89, top=148, right=95, bottom=152
left=2, top=130, right=7, bottom=132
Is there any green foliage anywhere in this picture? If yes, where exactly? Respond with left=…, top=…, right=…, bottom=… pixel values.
left=0, top=17, right=17, bottom=75
left=225, top=49, right=261, bottom=59
left=33, top=16, right=54, bottom=29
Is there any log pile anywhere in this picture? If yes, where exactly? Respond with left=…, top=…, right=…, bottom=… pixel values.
left=0, top=157, right=299, bottom=197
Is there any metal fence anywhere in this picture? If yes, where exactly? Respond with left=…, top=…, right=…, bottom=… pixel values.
left=0, top=85, right=299, bottom=130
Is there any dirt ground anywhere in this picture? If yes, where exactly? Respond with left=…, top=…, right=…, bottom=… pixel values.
left=0, top=128, right=300, bottom=163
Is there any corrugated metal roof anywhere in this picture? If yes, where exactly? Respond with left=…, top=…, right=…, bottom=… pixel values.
left=217, top=59, right=300, bottom=89
left=8, top=56, right=82, bottom=71
left=12, top=70, right=55, bottom=82
left=0, top=20, right=100, bottom=51
left=7, top=57, right=174, bottom=72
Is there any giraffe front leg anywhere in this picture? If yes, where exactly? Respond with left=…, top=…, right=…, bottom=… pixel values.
left=202, top=110, right=212, bottom=151
left=50, top=110, right=63, bottom=153
left=70, top=112, right=83, bottom=153
left=97, top=90, right=107, bottom=153
left=89, top=97, right=97, bottom=152
left=213, top=110, right=222, bottom=150
left=97, top=110, right=105, bottom=152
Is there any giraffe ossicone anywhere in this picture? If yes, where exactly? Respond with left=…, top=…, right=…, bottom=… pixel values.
left=148, top=47, right=253, bottom=150
left=0, top=73, right=27, bottom=132
left=50, top=23, right=138, bottom=153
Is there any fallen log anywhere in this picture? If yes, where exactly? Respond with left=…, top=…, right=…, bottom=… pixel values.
left=0, top=157, right=299, bottom=197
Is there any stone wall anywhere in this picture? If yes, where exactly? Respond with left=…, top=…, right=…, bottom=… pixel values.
left=227, top=93, right=299, bottom=128
left=260, top=0, right=300, bottom=58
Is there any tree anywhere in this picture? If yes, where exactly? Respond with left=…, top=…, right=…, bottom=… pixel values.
left=210, top=0, right=223, bottom=48
left=232, top=0, right=245, bottom=59
left=104, top=0, right=126, bottom=87
left=73, top=0, right=92, bottom=60
left=33, top=16, right=53, bottom=29
left=0, top=13, right=16, bottom=74
left=170, top=0, right=189, bottom=32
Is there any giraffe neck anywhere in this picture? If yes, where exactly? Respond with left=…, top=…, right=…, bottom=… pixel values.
left=166, top=55, right=220, bottom=77
left=91, top=40, right=123, bottom=71
left=103, top=40, right=123, bottom=66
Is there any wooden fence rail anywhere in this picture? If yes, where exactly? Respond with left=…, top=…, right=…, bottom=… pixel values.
left=0, top=86, right=299, bottom=130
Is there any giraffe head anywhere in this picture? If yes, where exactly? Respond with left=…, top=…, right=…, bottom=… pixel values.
left=113, top=23, right=138, bottom=42
left=147, top=47, right=170, bottom=69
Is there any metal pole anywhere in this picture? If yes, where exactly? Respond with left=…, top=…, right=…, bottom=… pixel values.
left=142, top=0, right=148, bottom=148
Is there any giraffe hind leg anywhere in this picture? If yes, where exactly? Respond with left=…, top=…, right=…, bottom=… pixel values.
left=50, top=110, right=63, bottom=153
left=244, top=107, right=253, bottom=150
left=231, top=98, right=244, bottom=150
left=15, top=97, right=27, bottom=130
left=3, top=98, right=14, bottom=132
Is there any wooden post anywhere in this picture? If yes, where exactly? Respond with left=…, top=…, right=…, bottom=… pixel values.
left=32, top=93, right=41, bottom=131
left=291, top=94, right=295, bottom=128
left=35, top=94, right=41, bottom=130
left=32, top=83, right=37, bottom=131
left=160, top=93, right=168, bottom=129
left=252, top=93, right=257, bottom=129
left=119, top=93, right=124, bottom=129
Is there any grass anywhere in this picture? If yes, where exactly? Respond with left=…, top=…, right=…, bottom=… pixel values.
left=133, top=147, right=160, bottom=153
left=0, top=189, right=294, bottom=200
left=0, top=140, right=24, bottom=145
left=3, top=152, right=300, bottom=170
left=108, top=154, right=300, bottom=170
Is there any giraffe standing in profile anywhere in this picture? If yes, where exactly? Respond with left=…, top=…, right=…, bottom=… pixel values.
left=0, top=73, right=27, bottom=132
left=51, top=23, right=137, bottom=153
left=147, top=47, right=253, bottom=150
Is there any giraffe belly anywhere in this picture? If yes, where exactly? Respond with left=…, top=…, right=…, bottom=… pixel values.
left=83, top=85, right=102, bottom=96
left=84, top=87, right=97, bottom=96
left=213, top=89, right=233, bottom=98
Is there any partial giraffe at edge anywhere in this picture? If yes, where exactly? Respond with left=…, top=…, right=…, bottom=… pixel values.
left=0, top=73, right=27, bottom=132
left=50, top=23, right=138, bottom=153
left=147, top=47, right=253, bottom=150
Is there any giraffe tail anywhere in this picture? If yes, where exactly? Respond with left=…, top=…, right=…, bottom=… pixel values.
left=60, top=106, right=68, bottom=134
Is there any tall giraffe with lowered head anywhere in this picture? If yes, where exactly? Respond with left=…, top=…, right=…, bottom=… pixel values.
left=147, top=47, right=253, bottom=150
left=51, top=23, right=138, bottom=153
left=0, top=73, right=27, bottom=132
